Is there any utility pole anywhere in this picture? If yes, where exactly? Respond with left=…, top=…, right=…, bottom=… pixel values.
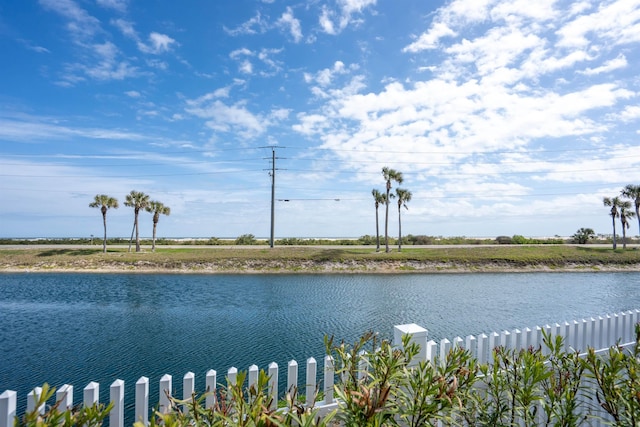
left=264, top=146, right=284, bottom=248
left=270, top=147, right=275, bottom=248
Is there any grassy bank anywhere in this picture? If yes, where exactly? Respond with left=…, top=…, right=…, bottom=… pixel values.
left=0, top=245, right=639, bottom=273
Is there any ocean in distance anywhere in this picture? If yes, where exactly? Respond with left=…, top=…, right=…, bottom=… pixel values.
left=1, top=271, right=640, bottom=419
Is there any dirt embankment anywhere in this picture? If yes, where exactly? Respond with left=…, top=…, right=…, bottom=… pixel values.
left=2, top=258, right=639, bottom=274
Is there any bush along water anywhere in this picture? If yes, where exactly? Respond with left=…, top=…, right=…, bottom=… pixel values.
left=15, top=325, right=640, bottom=426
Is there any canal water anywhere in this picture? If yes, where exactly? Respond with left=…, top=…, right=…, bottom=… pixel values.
left=1, top=272, right=639, bottom=421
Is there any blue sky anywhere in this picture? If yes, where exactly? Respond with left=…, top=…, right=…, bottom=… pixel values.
left=1, top=0, right=640, bottom=239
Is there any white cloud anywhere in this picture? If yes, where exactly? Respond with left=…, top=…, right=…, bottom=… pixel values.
left=112, top=18, right=137, bottom=39
left=319, top=7, right=336, bottom=35
left=617, top=105, right=640, bottom=123
left=230, top=48, right=253, bottom=59
left=39, top=0, right=101, bottom=42
left=277, top=7, right=303, bottom=42
left=403, top=22, right=457, bottom=52
left=125, top=90, right=141, bottom=98
left=579, top=53, right=628, bottom=75
left=185, top=99, right=266, bottom=140
left=304, top=61, right=355, bottom=88
left=239, top=60, right=253, bottom=74
left=229, top=48, right=282, bottom=76
left=96, top=0, right=127, bottom=13
left=319, top=0, right=377, bottom=34
left=139, top=32, right=176, bottom=54
left=0, top=113, right=146, bottom=142
left=224, top=12, right=268, bottom=36
left=557, top=0, right=640, bottom=47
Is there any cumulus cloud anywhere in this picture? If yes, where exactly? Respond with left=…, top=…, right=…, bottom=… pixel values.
left=138, top=32, right=177, bottom=54
left=318, top=0, right=377, bottom=34
left=277, top=7, right=303, bottom=42
left=295, top=0, right=640, bottom=211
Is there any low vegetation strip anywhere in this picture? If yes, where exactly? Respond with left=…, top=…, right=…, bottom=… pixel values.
left=0, top=245, right=639, bottom=273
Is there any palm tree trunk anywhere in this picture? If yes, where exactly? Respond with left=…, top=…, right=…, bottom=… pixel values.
left=612, top=216, right=617, bottom=250
left=102, top=212, right=107, bottom=253
left=128, top=222, right=135, bottom=252
left=375, top=207, right=380, bottom=252
left=636, top=204, right=640, bottom=238
left=134, top=211, right=141, bottom=252
left=152, top=220, right=158, bottom=252
left=384, top=186, right=390, bottom=253
left=397, top=206, right=402, bottom=252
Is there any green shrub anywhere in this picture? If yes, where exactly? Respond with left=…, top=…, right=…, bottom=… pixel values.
left=235, top=234, right=257, bottom=245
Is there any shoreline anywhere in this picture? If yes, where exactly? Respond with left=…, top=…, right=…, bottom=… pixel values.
left=3, top=260, right=640, bottom=274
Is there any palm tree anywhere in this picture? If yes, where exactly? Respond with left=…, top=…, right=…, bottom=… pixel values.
left=371, top=189, right=386, bottom=252
left=124, top=190, right=150, bottom=252
left=382, top=167, right=403, bottom=253
left=603, top=197, right=622, bottom=249
left=621, top=184, right=640, bottom=237
left=395, top=188, right=412, bottom=252
left=145, top=200, right=171, bottom=252
left=620, top=203, right=635, bottom=249
left=89, top=194, right=119, bottom=253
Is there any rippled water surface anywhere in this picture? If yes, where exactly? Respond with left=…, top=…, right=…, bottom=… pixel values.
left=2, top=272, right=640, bottom=418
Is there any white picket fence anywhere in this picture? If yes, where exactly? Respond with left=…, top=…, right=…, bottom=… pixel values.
left=2, top=309, right=640, bottom=427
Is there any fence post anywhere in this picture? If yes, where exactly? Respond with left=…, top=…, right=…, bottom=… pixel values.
left=440, top=338, right=451, bottom=365
left=488, top=332, right=499, bottom=354
left=465, top=335, right=477, bottom=359
left=268, top=362, right=278, bottom=410
left=477, top=333, right=488, bottom=365
left=500, top=330, right=511, bottom=349
left=248, top=365, right=259, bottom=394
left=561, top=322, right=571, bottom=352
left=135, top=376, right=149, bottom=426
left=287, top=360, right=298, bottom=397
left=512, top=329, right=522, bottom=350
left=393, top=323, right=428, bottom=366
left=110, top=379, right=124, bottom=427
left=324, top=356, right=334, bottom=405
left=183, top=372, right=195, bottom=415
left=0, top=390, right=16, bottom=427
left=26, top=387, right=43, bottom=414
left=597, top=316, right=604, bottom=349
left=571, top=320, right=580, bottom=351
left=613, top=313, right=621, bottom=345
left=57, top=384, right=73, bottom=412
left=83, top=382, right=99, bottom=407
left=205, top=370, right=217, bottom=409
left=453, top=336, right=464, bottom=350
left=541, top=325, right=552, bottom=355
left=306, top=357, right=317, bottom=407
left=159, top=374, right=172, bottom=414
left=627, top=311, right=636, bottom=343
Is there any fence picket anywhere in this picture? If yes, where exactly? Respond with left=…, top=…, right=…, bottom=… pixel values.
left=159, top=374, right=172, bottom=414
left=205, top=369, right=217, bottom=409
left=56, top=384, right=73, bottom=412
left=305, top=357, right=316, bottom=407
left=183, top=372, right=195, bottom=415
left=109, top=379, right=124, bottom=427
left=287, top=360, right=298, bottom=397
left=0, top=390, right=16, bottom=427
left=135, top=376, right=149, bottom=426
left=268, top=362, right=278, bottom=410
